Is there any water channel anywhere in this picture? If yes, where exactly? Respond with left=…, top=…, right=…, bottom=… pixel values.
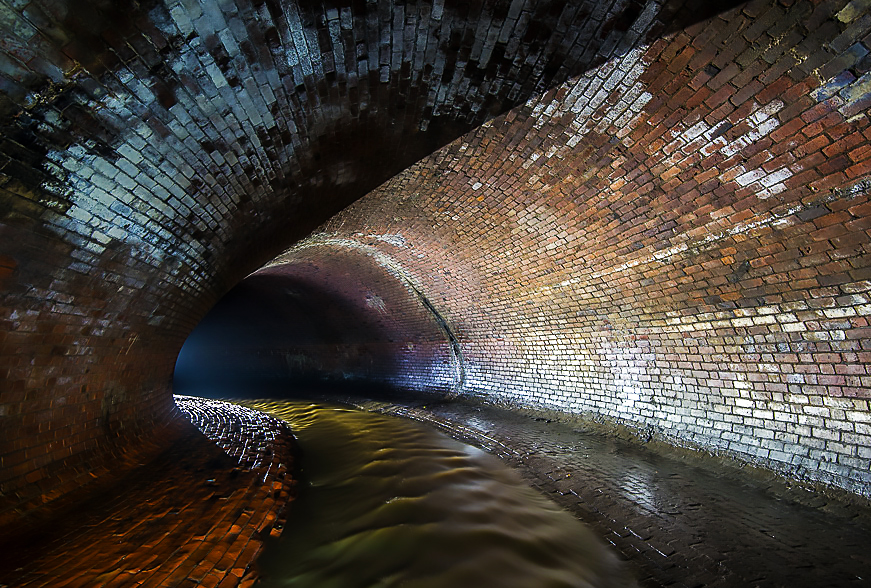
left=240, top=399, right=636, bottom=588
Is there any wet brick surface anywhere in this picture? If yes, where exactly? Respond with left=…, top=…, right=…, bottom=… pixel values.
left=0, top=397, right=295, bottom=588
left=343, top=395, right=871, bottom=588
left=2, top=390, right=867, bottom=587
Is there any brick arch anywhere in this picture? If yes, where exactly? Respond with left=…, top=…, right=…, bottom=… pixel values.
left=1, top=0, right=871, bottom=529
left=298, top=2, right=871, bottom=495
left=176, top=242, right=462, bottom=398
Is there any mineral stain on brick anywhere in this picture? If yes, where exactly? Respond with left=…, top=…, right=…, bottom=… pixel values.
left=1, top=0, right=871, bottom=585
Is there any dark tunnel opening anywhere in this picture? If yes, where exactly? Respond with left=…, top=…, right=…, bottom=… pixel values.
left=172, top=272, right=403, bottom=399
left=174, top=249, right=460, bottom=401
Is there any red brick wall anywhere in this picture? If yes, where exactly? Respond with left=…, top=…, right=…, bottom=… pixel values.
left=0, top=218, right=199, bottom=527
left=1, top=0, right=870, bottom=528
left=5, top=0, right=696, bottom=523
left=306, top=1, right=871, bottom=495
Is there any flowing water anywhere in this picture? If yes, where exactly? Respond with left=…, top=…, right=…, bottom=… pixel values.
left=239, top=400, right=636, bottom=588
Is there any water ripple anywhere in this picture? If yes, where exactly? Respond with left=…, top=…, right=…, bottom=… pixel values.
left=240, top=400, right=636, bottom=588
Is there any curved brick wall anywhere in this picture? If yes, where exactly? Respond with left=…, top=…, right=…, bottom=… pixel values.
left=2, top=0, right=871, bottom=528
left=270, top=2, right=871, bottom=494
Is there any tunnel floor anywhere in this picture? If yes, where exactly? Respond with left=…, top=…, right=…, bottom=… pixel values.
left=0, top=398, right=296, bottom=588
left=4, top=393, right=870, bottom=587
left=246, top=392, right=871, bottom=588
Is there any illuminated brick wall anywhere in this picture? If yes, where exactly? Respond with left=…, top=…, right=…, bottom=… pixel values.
left=2, top=0, right=871, bottom=528
left=305, top=1, right=871, bottom=494
left=6, top=0, right=703, bottom=520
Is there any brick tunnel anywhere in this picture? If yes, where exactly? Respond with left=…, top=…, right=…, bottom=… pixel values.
left=2, top=0, right=871, bottom=585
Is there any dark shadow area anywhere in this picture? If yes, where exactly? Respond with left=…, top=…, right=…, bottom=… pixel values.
left=175, top=273, right=399, bottom=398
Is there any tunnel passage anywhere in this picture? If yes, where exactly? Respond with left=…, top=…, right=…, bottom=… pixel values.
left=2, top=0, right=871, bottom=546
left=175, top=243, right=460, bottom=398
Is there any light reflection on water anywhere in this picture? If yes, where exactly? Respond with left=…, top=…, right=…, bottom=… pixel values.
left=240, top=400, right=636, bottom=588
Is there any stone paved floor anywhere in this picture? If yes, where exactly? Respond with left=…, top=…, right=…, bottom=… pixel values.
left=0, top=397, right=295, bottom=588
left=330, top=394, right=871, bottom=588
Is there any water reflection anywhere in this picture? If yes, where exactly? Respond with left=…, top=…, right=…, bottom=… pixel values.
left=240, top=400, right=636, bottom=588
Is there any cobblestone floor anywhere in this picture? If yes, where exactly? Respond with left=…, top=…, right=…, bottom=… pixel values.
left=4, top=392, right=869, bottom=587
left=331, top=394, right=871, bottom=588
left=0, top=397, right=296, bottom=588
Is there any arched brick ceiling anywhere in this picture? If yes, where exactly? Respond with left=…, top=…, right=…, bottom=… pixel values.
left=3, top=0, right=871, bottom=527
left=4, top=0, right=749, bottom=524
left=0, top=0, right=740, bottom=287
left=178, top=0, right=871, bottom=499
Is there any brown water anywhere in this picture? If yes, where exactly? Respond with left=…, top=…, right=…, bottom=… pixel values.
left=240, top=400, right=636, bottom=588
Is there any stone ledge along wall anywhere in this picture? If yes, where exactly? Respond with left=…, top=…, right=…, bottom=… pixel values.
left=3, top=0, right=729, bottom=527
left=298, top=0, right=871, bottom=495
left=1, top=0, right=870, bottom=536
